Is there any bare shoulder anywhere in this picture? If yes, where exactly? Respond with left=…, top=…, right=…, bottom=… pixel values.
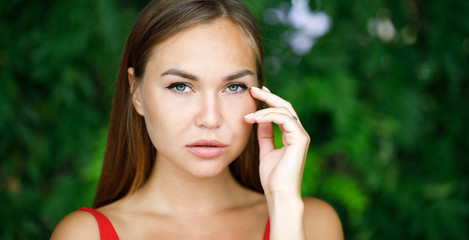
left=50, top=210, right=100, bottom=240
left=303, top=197, right=344, bottom=240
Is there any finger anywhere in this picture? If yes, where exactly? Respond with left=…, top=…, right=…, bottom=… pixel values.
left=257, top=122, right=275, bottom=156
left=251, top=112, right=307, bottom=145
left=243, top=107, right=295, bottom=124
left=250, top=87, right=298, bottom=117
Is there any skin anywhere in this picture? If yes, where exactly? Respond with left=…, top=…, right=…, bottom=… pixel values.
left=130, top=18, right=258, bottom=181
left=51, top=18, right=343, bottom=240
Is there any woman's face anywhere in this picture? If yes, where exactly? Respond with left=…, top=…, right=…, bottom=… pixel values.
left=130, top=19, right=258, bottom=178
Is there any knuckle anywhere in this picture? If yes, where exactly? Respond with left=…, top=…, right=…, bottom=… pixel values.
left=281, top=107, right=290, bottom=114
left=302, top=131, right=311, bottom=143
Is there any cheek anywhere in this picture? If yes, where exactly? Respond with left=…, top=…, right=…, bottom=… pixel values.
left=224, top=93, right=256, bottom=113
left=141, top=85, right=191, bottom=122
left=148, top=100, right=194, bottom=132
left=222, top=94, right=257, bottom=130
left=140, top=91, right=194, bottom=147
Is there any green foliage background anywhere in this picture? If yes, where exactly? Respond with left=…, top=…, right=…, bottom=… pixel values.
left=1, top=0, right=468, bottom=239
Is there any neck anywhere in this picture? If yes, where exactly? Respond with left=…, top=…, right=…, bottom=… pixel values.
left=131, top=155, right=251, bottom=216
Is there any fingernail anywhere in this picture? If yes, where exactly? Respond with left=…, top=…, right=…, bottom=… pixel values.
left=262, top=86, right=271, bottom=93
left=250, top=86, right=261, bottom=91
left=244, top=113, right=254, bottom=118
left=254, top=115, right=264, bottom=120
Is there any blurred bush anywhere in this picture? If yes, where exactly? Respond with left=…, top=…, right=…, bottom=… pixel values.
left=1, top=0, right=468, bottom=239
left=257, top=0, right=469, bottom=239
left=1, top=0, right=138, bottom=238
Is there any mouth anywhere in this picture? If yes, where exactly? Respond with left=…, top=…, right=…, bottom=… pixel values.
left=186, top=140, right=228, bottom=158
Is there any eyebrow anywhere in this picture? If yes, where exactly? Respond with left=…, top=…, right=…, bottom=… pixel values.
left=161, top=69, right=197, bottom=80
left=161, top=68, right=254, bottom=81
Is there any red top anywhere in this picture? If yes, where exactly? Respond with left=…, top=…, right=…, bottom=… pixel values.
left=79, top=207, right=270, bottom=240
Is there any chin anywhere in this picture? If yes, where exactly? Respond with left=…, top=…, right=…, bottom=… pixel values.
left=186, top=160, right=233, bottom=179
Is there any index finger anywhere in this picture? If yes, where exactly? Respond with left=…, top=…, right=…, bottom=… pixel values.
left=250, top=86, right=298, bottom=117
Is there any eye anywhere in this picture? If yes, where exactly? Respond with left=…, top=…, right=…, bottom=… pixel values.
left=167, top=82, right=192, bottom=93
left=225, top=83, right=248, bottom=93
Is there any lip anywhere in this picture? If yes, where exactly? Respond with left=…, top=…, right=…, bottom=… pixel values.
left=186, top=139, right=228, bottom=158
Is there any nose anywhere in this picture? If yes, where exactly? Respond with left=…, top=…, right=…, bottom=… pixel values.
left=194, top=93, right=222, bottom=129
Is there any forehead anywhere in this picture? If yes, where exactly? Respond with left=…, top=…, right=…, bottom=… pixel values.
left=145, top=18, right=256, bottom=75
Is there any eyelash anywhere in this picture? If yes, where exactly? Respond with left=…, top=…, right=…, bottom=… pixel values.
left=166, top=82, right=248, bottom=95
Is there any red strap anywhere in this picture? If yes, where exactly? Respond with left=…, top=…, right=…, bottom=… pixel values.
left=263, top=219, right=270, bottom=240
left=79, top=207, right=119, bottom=240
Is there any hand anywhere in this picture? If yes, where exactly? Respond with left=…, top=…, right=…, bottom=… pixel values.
left=244, top=86, right=310, bottom=199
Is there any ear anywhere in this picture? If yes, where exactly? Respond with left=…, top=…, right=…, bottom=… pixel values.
left=128, top=67, right=145, bottom=116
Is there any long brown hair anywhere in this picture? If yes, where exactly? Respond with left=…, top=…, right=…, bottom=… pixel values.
left=93, top=0, right=264, bottom=208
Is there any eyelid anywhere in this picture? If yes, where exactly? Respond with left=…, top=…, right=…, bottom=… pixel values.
left=232, top=83, right=248, bottom=89
left=166, top=82, right=190, bottom=89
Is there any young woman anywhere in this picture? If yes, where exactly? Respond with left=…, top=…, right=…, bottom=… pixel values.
left=51, top=0, right=343, bottom=239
